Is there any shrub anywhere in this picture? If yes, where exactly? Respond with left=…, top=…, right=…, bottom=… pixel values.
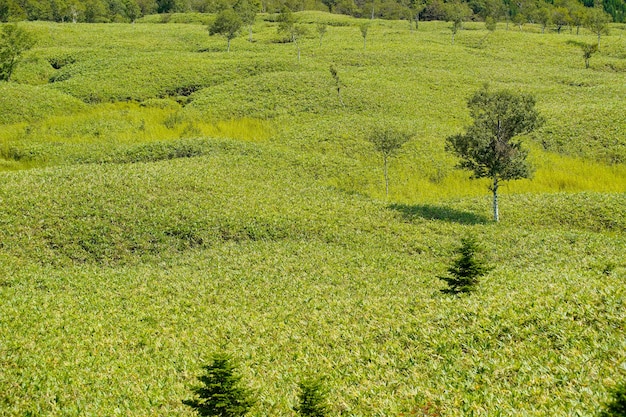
left=184, top=353, right=256, bottom=417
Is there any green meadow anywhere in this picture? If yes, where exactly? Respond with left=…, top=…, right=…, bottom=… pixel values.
left=0, top=13, right=625, bottom=416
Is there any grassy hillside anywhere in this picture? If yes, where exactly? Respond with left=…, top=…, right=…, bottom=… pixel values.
left=0, top=14, right=624, bottom=416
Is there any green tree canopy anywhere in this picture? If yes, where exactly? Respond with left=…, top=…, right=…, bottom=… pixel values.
left=446, top=85, right=542, bottom=221
left=0, top=24, right=35, bottom=81
left=209, top=9, right=243, bottom=52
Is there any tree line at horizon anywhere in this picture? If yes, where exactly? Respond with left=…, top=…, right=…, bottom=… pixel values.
left=0, top=0, right=622, bottom=24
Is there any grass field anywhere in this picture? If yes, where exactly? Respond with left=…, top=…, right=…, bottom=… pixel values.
left=0, top=13, right=625, bottom=416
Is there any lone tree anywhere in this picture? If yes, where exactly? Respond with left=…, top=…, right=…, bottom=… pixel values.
left=446, top=85, right=542, bottom=222
left=209, top=9, right=243, bottom=52
left=294, top=377, right=331, bottom=417
left=585, top=4, right=611, bottom=50
left=329, top=65, right=344, bottom=106
left=445, top=1, right=471, bottom=44
left=316, top=22, right=327, bottom=47
left=367, top=125, right=412, bottom=198
left=439, top=236, right=491, bottom=294
left=184, top=353, right=255, bottom=416
left=234, top=0, right=257, bottom=42
left=581, top=42, right=598, bottom=68
left=0, top=24, right=35, bottom=82
left=359, top=22, right=370, bottom=50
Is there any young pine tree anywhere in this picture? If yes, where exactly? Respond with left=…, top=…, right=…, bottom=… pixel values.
left=184, top=353, right=255, bottom=417
left=439, top=236, right=490, bottom=294
left=294, top=377, right=331, bottom=417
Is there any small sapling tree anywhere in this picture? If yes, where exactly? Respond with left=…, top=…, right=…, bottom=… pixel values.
left=359, top=22, right=370, bottom=50
left=209, top=9, right=243, bottom=52
left=439, top=236, right=490, bottom=294
left=294, top=377, right=331, bottom=417
left=0, top=24, right=35, bottom=82
left=445, top=85, right=542, bottom=222
left=367, top=125, right=412, bottom=198
left=184, top=353, right=256, bottom=417
left=329, top=65, right=344, bottom=106
left=598, top=382, right=626, bottom=417
left=316, top=22, right=327, bottom=47
left=234, top=0, right=257, bottom=42
left=445, top=1, right=472, bottom=44
left=582, top=42, right=598, bottom=68
left=585, top=4, right=611, bottom=50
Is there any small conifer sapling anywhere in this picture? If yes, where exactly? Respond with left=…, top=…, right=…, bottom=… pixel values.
left=184, top=353, right=255, bottom=417
left=439, top=236, right=490, bottom=294
left=294, top=377, right=331, bottom=417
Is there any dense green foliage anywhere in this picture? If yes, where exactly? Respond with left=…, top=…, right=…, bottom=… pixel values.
left=0, top=0, right=623, bottom=23
left=0, top=14, right=624, bottom=417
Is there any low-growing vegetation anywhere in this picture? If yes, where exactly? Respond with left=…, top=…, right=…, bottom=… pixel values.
left=0, top=11, right=624, bottom=417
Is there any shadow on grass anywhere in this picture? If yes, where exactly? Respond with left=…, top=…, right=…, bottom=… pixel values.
left=389, top=203, right=489, bottom=225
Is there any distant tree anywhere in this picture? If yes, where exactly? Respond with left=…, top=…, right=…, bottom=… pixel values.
left=321, top=0, right=336, bottom=12
left=184, top=353, right=255, bottom=417
left=445, top=1, right=472, bottom=44
left=291, top=24, right=307, bottom=61
left=599, top=382, right=626, bottom=417
left=124, top=0, right=141, bottom=22
left=485, top=15, right=497, bottom=31
left=234, top=0, right=257, bottom=42
left=277, top=6, right=295, bottom=38
left=316, top=22, right=327, bottom=47
left=585, top=4, right=612, bottom=50
left=359, top=21, right=370, bottom=50
left=512, top=12, right=526, bottom=31
left=445, top=85, right=542, bottom=222
left=294, top=377, right=330, bottom=417
left=535, top=6, right=552, bottom=33
left=408, top=0, right=425, bottom=29
left=439, top=236, right=491, bottom=294
left=0, top=0, right=9, bottom=22
left=210, top=9, right=242, bottom=52
left=0, top=24, right=35, bottom=82
left=156, top=0, right=176, bottom=13
left=581, top=42, right=598, bottom=68
left=552, top=6, right=570, bottom=33
left=569, top=2, right=586, bottom=34
left=367, top=125, right=412, bottom=198
left=329, top=64, right=344, bottom=106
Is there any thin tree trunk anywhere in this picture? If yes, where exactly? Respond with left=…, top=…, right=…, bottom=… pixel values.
left=384, top=156, right=389, bottom=198
left=227, top=38, right=231, bottom=52
left=492, top=177, right=499, bottom=222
